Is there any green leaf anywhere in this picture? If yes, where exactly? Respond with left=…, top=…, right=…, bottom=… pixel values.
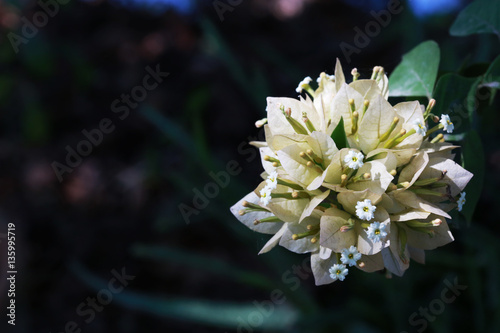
left=200, top=17, right=264, bottom=110
left=461, top=130, right=485, bottom=224
left=432, top=73, right=478, bottom=133
left=131, top=244, right=275, bottom=291
left=70, top=261, right=299, bottom=330
left=450, top=0, right=500, bottom=39
left=389, top=40, right=440, bottom=99
left=481, top=54, right=500, bottom=89
left=330, top=117, right=349, bottom=149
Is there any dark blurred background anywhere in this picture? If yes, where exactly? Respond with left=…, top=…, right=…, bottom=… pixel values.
left=0, top=0, right=499, bottom=332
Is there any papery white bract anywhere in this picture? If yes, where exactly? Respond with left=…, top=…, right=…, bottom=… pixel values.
left=230, top=59, right=474, bottom=286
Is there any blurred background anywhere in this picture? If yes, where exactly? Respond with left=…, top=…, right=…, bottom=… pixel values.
left=0, top=0, right=499, bottom=332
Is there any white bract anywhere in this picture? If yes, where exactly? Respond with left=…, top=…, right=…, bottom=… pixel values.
left=329, top=264, right=349, bottom=281
left=355, top=199, right=376, bottom=221
left=231, top=60, right=474, bottom=286
left=440, top=114, right=454, bottom=133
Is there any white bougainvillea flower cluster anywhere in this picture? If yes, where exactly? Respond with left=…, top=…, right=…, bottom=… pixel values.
left=230, top=60, right=473, bottom=285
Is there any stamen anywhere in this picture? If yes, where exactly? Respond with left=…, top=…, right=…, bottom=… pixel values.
left=352, top=111, right=359, bottom=134
left=349, top=99, right=356, bottom=113
left=276, top=178, right=303, bottom=190
left=302, top=112, right=317, bottom=133
left=306, top=149, right=324, bottom=164
left=431, top=133, right=444, bottom=143
left=282, top=106, right=308, bottom=135
left=253, top=216, right=282, bottom=225
left=340, top=174, right=348, bottom=187
left=263, top=155, right=280, bottom=163
left=384, top=129, right=407, bottom=149
left=362, top=100, right=370, bottom=115
left=379, top=117, right=399, bottom=142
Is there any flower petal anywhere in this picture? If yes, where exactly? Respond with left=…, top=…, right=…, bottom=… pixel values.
left=230, top=192, right=283, bottom=234
left=319, top=207, right=357, bottom=252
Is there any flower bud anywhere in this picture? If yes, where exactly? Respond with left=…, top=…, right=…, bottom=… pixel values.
left=431, top=219, right=442, bottom=227
left=351, top=68, right=360, bottom=81
left=255, top=118, right=268, bottom=128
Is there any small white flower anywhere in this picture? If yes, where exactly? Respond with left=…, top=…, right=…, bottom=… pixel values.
left=355, top=199, right=376, bottom=221
left=329, top=264, right=348, bottom=281
left=316, top=73, right=335, bottom=83
left=266, top=171, right=278, bottom=190
left=340, top=246, right=361, bottom=267
left=366, top=222, right=388, bottom=243
left=457, top=192, right=466, bottom=211
left=259, top=186, right=272, bottom=206
left=413, top=119, right=427, bottom=136
left=296, top=76, right=312, bottom=93
left=344, top=150, right=364, bottom=169
left=440, top=114, right=454, bottom=133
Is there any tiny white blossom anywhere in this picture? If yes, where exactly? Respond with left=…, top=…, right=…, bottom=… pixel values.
left=266, top=171, right=278, bottom=190
left=440, top=114, right=454, bottom=133
left=366, top=222, right=388, bottom=243
left=344, top=150, right=364, bottom=169
left=413, top=119, right=427, bottom=136
left=296, top=76, right=312, bottom=93
left=316, top=73, right=335, bottom=83
left=355, top=199, right=376, bottom=221
left=340, top=246, right=361, bottom=267
left=259, top=186, right=272, bottom=206
left=329, top=264, right=348, bottom=281
left=457, top=192, right=466, bottom=211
